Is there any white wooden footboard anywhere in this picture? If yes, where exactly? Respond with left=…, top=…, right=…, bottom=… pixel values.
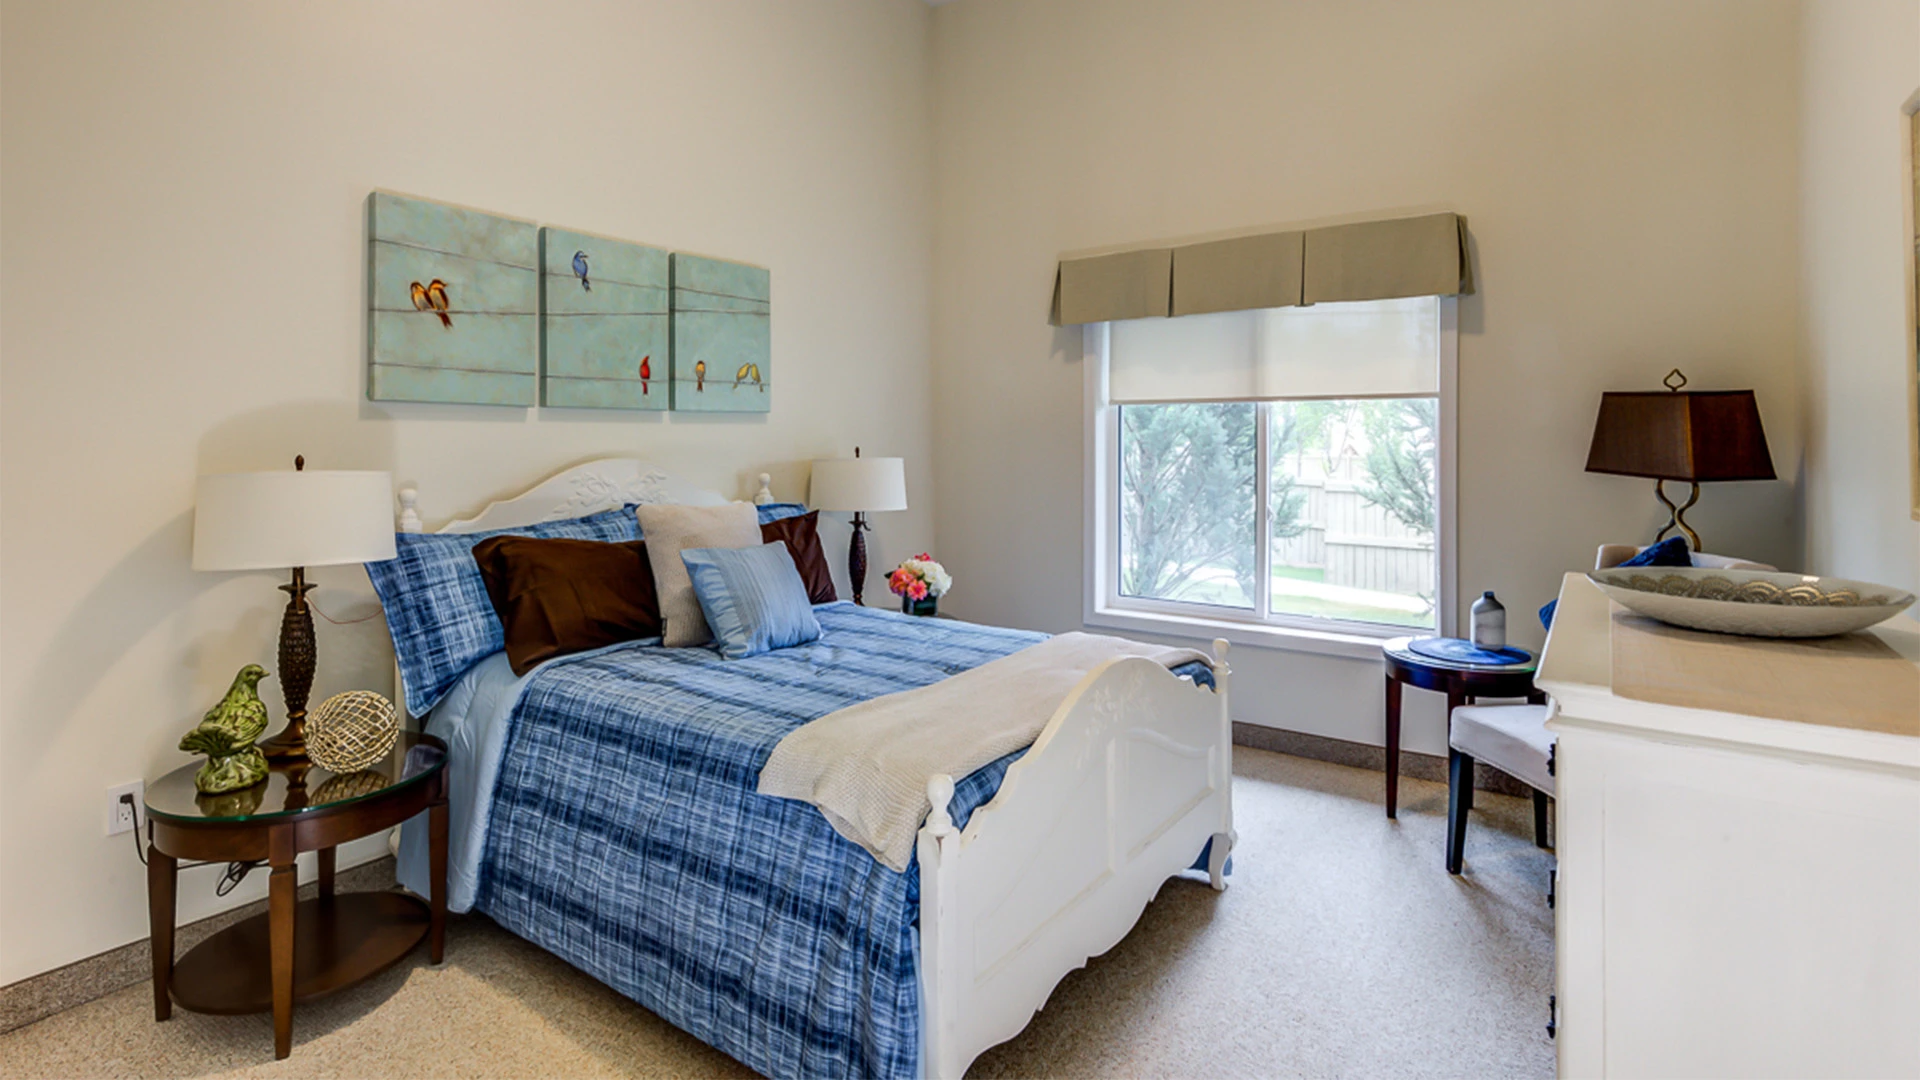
left=916, top=639, right=1234, bottom=1079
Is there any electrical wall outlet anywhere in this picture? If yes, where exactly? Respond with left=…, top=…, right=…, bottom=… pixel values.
left=106, top=781, right=144, bottom=836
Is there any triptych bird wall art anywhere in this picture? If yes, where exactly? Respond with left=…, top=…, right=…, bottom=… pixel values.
left=409, top=279, right=453, bottom=329
left=572, top=250, right=592, bottom=292
left=179, top=664, right=272, bottom=794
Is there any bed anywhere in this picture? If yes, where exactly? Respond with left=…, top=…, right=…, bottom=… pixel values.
left=382, top=459, right=1234, bottom=1079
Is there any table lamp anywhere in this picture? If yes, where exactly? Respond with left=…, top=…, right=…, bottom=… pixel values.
left=1584, top=369, right=1774, bottom=551
left=808, top=448, right=908, bottom=605
left=193, top=456, right=397, bottom=761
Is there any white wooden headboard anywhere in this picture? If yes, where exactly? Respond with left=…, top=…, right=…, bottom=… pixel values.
left=396, top=459, right=776, bottom=534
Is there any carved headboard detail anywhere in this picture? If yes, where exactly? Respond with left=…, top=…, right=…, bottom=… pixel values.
left=396, top=459, right=774, bottom=534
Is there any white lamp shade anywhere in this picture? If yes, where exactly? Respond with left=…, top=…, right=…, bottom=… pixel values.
left=809, top=457, right=908, bottom=513
left=193, top=470, right=398, bottom=571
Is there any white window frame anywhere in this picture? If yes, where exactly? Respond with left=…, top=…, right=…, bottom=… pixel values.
left=1083, top=298, right=1459, bottom=660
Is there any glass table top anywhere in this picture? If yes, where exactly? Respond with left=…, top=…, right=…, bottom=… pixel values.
left=145, top=731, right=446, bottom=824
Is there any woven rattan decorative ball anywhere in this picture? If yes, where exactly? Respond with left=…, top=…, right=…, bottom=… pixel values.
left=306, top=690, right=398, bottom=773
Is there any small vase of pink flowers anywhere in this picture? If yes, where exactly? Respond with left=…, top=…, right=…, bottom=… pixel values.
left=888, top=554, right=952, bottom=617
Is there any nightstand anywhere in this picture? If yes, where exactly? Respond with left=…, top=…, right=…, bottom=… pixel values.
left=1381, top=637, right=1543, bottom=819
left=143, top=732, right=448, bottom=1060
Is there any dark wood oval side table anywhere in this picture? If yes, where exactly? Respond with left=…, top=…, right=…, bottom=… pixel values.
left=144, top=732, right=448, bottom=1060
left=1382, top=637, right=1543, bottom=819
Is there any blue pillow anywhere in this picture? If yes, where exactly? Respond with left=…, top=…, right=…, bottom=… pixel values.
left=1540, top=536, right=1693, bottom=630
left=681, top=541, right=822, bottom=660
left=366, top=508, right=639, bottom=716
left=1621, top=535, right=1693, bottom=568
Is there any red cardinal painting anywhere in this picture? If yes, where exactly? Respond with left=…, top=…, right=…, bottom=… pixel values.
left=639, top=355, right=651, bottom=396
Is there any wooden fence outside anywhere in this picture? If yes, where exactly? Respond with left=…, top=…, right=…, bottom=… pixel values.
left=1273, top=478, right=1434, bottom=598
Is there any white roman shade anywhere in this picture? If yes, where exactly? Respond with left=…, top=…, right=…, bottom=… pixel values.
left=1108, top=296, right=1440, bottom=403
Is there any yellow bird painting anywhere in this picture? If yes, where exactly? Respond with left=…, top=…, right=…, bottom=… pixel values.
left=694, top=359, right=706, bottom=392
left=733, top=362, right=764, bottom=391
left=425, top=279, right=452, bottom=329
left=409, top=279, right=453, bottom=329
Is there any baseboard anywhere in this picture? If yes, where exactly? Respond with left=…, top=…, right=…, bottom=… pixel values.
left=1232, top=722, right=1530, bottom=799
left=0, top=855, right=398, bottom=1035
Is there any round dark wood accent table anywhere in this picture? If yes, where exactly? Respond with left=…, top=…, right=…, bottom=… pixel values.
left=1381, top=637, right=1543, bottom=819
left=143, top=732, right=448, bottom=1060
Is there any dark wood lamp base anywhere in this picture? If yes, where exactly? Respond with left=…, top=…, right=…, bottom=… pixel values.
left=261, top=565, right=317, bottom=762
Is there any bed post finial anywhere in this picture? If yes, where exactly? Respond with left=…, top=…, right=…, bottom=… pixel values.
left=926, top=774, right=957, bottom=838
left=1212, top=638, right=1231, bottom=668
left=753, top=473, right=774, bottom=506
left=397, top=486, right=423, bottom=533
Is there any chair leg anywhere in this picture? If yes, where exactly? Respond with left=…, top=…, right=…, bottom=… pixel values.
left=1533, top=790, right=1551, bottom=850
left=1446, top=748, right=1473, bottom=874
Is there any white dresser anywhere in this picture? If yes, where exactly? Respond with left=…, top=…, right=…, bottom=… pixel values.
left=1537, top=573, right=1920, bottom=1079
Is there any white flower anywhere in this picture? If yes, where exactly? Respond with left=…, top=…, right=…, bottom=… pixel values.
left=893, top=556, right=953, bottom=597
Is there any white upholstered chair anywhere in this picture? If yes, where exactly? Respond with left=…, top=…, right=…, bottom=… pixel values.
left=1446, top=704, right=1554, bottom=873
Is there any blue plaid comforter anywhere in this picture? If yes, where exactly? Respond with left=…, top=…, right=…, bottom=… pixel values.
left=474, top=604, right=1046, bottom=1079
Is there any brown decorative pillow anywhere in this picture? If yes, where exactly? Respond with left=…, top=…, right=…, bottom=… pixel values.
left=762, top=511, right=837, bottom=605
left=471, top=536, right=660, bottom=676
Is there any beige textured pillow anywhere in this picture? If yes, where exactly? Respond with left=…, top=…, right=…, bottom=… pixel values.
left=636, top=502, right=762, bottom=647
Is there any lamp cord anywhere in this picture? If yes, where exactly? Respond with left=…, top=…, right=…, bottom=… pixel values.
left=308, top=596, right=382, bottom=626
left=122, top=795, right=262, bottom=896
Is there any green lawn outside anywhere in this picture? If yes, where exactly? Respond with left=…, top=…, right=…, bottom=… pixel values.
left=1128, top=564, right=1434, bottom=630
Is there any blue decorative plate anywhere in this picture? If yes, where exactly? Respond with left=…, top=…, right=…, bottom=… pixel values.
left=1406, top=636, right=1531, bottom=667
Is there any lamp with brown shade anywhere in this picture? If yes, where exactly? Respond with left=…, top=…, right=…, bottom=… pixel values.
left=1584, top=369, right=1775, bottom=551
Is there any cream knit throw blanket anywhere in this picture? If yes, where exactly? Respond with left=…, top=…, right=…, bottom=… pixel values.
left=757, top=632, right=1210, bottom=872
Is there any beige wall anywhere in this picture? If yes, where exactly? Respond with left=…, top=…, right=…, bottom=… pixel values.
left=929, top=0, right=1804, bottom=750
left=1799, top=0, right=1920, bottom=593
left=0, top=0, right=933, bottom=984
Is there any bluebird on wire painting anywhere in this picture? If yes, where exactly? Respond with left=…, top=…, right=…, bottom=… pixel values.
left=540, top=227, right=670, bottom=410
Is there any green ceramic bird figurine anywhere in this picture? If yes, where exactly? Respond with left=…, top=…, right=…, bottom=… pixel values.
left=180, top=664, right=271, bottom=794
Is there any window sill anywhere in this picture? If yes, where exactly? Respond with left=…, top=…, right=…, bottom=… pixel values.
left=1085, top=604, right=1398, bottom=661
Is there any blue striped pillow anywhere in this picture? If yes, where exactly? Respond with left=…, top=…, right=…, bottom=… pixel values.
left=366, top=508, right=639, bottom=716
left=681, top=542, right=822, bottom=659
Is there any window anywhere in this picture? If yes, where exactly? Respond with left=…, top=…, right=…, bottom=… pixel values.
left=1088, top=297, right=1454, bottom=646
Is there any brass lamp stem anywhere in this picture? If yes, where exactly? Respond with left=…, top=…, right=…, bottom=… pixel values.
left=1653, top=479, right=1702, bottom=551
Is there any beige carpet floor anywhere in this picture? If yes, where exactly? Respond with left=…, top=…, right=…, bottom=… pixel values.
left=0, top=749, right=1554, bottom=1079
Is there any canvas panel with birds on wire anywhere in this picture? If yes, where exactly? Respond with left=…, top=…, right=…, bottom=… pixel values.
left=540, top=226, right=670, bottom=410
left=670, top=253, right=770, bottom=413
left=367, top=192, right=539, bottom=405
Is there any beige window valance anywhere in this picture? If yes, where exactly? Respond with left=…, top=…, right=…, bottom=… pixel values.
left=1048, top=211, right=1473, bottom=325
